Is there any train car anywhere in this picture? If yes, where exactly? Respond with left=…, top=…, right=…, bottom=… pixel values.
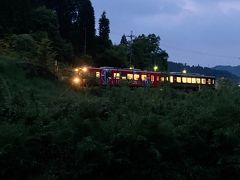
left=72, top=66, right=215, bottom=89
left=169, top=72, right=215, bottom=90
left=73, top=67, right=168, bottom=87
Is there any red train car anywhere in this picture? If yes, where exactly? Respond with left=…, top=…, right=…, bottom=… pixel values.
left=72, top=66, right=215, bottom=89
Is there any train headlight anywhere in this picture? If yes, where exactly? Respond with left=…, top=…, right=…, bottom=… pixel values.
left=82, top=67, right=88, bottom=72
left=72, top=77, right=80, bottom=84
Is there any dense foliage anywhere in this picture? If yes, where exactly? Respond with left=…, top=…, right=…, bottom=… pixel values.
left=0, top=57, right=240, bottom=179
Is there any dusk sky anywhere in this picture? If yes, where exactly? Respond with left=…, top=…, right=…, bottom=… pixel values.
left=91, top=0, right=240, bottom=67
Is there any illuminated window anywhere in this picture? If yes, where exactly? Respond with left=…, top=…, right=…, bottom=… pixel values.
left=212, top=79, right=215, bottom=84
left=134, top=74, right=140, bottom=80
left=121, top=76, right=127, bottom=80
left=114, top=73, right=120, bottom=79
left=142, top=75, right=147, bottom=80
left=192, top=78, right=196, bottom=84
left=96, top=72, right=100, bottom=78
left=201, top=78, right=206, bottom=84
left=151, top=75, right=154, bottom=82
left=182, top=77, right=187, bottom=83
left=208, top=79, right=211, bottom=85
left=161, top=77, right=165, bottom=82
left=170, top=76, right=174, bottom=83
left=187, top=77, right=191, bottom=84
left=166, top=77, right=169, bottom=81
left=177, top=77, right=181, bottom=83
left=196, top=78, right=201, bottom=84
left=156, top=76, right=159, bottom=81
left=127, top=74, right=133, bottom=80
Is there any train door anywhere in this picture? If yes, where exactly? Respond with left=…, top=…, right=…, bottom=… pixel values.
left=101, top=69, right=111, bottom=85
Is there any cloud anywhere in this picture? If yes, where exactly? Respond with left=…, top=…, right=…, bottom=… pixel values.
left=218, top=1, right=240, bottom=14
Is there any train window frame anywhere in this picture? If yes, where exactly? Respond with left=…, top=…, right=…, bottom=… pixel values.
left=182, top=77, right=187, bottom=83
left=170, top=76, right=174, bottom=83
left=208, top=79, right=211, bottom=85
left=192, top=78, right=196, bottom=84
left=156, top=76, right=160, bottom=81
left=187, top=77, right=191, bottom=84
left=141, top=75, right=147, bottom=81
left=161, top=77, right=165, bottom=82
left=96, top=72, right=100, bottom=78
left=114, top=73, right=120, bottom=79
left=201, top=78, right=206, bottom=84
left=176, top=77, right=181, bottom=83
left=151, top=75, right=154, bottom=82
left=134, top=74, right=140, bottom=80
left=196, top=78, right=201, bottom=84
left=127, top=74, right=133, bottom=80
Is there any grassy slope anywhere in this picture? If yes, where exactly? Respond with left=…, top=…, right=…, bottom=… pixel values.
left=1, top=56, right=240, bottom=180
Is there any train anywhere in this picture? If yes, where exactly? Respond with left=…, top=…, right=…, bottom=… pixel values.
left=71, top=66, right=216, bottom=90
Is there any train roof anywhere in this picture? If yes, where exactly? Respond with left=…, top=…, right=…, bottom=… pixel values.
left=170, top=72, right=215, bottom=78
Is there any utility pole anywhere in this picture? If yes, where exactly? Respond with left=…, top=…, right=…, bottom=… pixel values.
left=126, top=31, right=136, bottom=66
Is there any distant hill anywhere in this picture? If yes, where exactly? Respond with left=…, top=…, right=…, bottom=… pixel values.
left=168, top=61, right=240, bottom=83
left=213, top=65, right=240, bottom=77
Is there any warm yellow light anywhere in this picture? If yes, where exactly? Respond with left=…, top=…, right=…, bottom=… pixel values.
left=74, top=68, right=79, bottom=72
left=129, top=66, right=134, bottom=70
left=153, top=65, right=158, bottom=71
left=73, top=77, right=80, bottom=84
left=182, top=69, right=187, bottom=74
left=82, top=67, right=88, bottom=72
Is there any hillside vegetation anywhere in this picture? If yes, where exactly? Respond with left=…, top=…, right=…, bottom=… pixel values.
left=1, top=57, right=240, bottom=179
left=214, top=65, right=240, bottom=78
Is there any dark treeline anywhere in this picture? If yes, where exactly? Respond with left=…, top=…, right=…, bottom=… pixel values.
left=0, top=0, right=168, bottom=71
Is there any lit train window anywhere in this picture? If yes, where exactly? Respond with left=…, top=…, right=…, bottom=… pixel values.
left=96, top=72, right=100, bottom=78
left=192, top=78, right=196, bottom=84
left=201, top=78, right=206, bottom=84
left=212, top=79, right=215, bottom=84
left=151, top=75, right=154, bottom=82
left=177, top=77, right=181, bottom=83
left=156, top=76, right=159, bottom=81
left=187, top=78, right=191, bottom=84
left=166, top=77, right=169, bottom=81
left=170, top=76, right=174, bottom=83
left=182, top=77, right=187, bottom=83
left=208, top=79, right=211, bottom=84
left=161, top=77, right=165, bottom=82
left=142, top=75, right=147, bottom=80
left=134, top=74, right=140, bottom=80
left=114, top=73, right=120, bottom=79
left=127, top=74, right=133, bottom=80
left=196, top=78, right=201, bottom=84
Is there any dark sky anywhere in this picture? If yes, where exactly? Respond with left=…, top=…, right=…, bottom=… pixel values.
left=92, top=0, right=240, bottom=67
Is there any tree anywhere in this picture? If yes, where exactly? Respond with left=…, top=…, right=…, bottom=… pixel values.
left=0, top=0, right=32, bottom=35
left=120, top=34, right=128, bottom=46
left=96, top=11, right=112, bottom=54
left=33, top=0, right=96, bottom=56
left=99, top=11, right=110, bottom=45
left=37, top=38, right=56, bottom=71
left=132, top=34, right=168, bottom=71
left=31, top=6, right=73, bottom=62
left=71, top=0, right=96, bottom=56
left=95, top=45, right=128, bottom=67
